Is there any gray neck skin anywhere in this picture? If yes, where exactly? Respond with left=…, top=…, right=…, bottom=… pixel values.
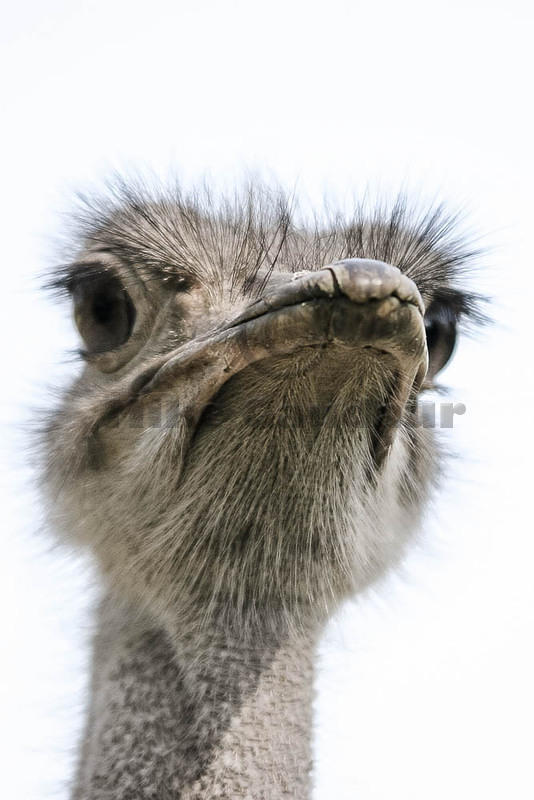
left=73, top=594, right=319, bottom=800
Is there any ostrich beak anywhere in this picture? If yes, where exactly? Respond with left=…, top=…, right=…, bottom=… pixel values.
left=127, top=259, right=428, bottom=465
left=227, top=260, right=426, bottom=384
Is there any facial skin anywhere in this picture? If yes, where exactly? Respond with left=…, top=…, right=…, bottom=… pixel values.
left=42, top=185, right=481, bottom=635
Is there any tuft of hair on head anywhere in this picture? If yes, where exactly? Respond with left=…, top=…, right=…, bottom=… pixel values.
left=46, top=177, right=488, bottom=335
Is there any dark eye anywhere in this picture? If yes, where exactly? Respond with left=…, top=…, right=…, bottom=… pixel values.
left=424, top=302, right=457, bottom=378
left=73, top=273, right=136, bottom=354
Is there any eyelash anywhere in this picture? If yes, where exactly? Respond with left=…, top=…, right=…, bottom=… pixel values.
left=50, top=263, right=115, bottom=297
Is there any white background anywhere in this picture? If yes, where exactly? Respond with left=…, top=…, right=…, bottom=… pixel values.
left=1, top=1, right=533, bottom=798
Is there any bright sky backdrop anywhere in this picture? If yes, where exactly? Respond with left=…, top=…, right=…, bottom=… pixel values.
left=1, top=2, right=533, bottom=798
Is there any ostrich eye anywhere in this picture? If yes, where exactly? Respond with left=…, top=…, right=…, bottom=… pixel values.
left=72, top=273, right=136, bottom=354
left=424, top=302, right=457, bottom=377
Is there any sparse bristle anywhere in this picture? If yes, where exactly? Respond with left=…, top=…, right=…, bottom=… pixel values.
left=47, top=178, right=487, bottom=328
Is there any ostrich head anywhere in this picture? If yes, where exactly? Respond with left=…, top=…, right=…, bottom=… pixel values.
left=43, top=183, right=481, bottom=635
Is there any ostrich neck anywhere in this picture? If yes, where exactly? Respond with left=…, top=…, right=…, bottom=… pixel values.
left=73, top=593, right=319, bottom=800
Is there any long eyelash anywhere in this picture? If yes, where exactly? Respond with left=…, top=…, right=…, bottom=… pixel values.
left=429, top=287, right=490, bottom=329
left=47, top=262, right=116, bottom=297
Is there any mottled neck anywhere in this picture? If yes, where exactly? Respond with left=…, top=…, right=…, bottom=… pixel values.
left=73, top=596, right=319, bottom=800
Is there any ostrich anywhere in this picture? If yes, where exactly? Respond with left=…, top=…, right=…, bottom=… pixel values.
left=42, top=181, right=481, bottom=800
